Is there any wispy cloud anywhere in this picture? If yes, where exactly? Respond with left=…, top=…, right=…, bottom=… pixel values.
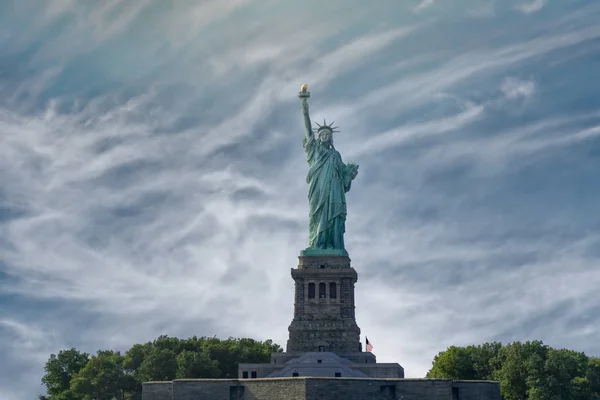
left=414, top=0, right=435, bottom=12
left=516, top=0, right=547, bottom=14
left=0, top=318, right=60, bottom=398
left=349, top=102, right=485, bottom=158
left=499, top=77, right=535, bottom=100
left=85, top=0, right=154, bottom=40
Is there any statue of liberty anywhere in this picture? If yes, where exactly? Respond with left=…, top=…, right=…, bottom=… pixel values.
left=298, top=84, right=359, bottom=256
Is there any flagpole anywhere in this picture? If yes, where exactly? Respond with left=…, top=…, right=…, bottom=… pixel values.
left=365, top=337, right=373, bottom=353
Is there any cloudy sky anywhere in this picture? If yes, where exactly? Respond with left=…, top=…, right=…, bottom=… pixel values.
left=2, top=0, right=600, bottom=398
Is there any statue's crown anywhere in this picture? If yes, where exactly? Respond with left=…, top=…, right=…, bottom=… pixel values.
left=313, top=119, right=340, bottom=133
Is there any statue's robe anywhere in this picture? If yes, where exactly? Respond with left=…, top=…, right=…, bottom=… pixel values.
left=303, top=135, right=354, bottom=250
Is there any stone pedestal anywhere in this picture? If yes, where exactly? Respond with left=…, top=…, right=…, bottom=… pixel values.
left=286, top=255, right=361, bottom=353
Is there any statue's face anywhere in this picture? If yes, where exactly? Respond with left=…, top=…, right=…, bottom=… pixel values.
left=318, top=129, right=333, bottom=144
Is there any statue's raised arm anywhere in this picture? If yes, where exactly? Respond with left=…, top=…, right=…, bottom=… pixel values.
left=298, top=83, right=313, bottom=141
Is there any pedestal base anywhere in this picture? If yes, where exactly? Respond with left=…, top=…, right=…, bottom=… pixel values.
left=287, top=254, right=361, bottom=353
left=300, top=248, right=349, bottom=257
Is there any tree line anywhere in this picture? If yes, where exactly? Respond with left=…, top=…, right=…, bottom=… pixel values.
left=39, top=336, right=600, bottom=400
left=38, top=335, right=282, bottom=400
left=426, top=340, right=600, bottom=399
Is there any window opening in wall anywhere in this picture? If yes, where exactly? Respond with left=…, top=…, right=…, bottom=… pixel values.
left=308, top=283, right=315, bottom=298
left=380, top=386, right=395, bottom=397
left=317, top=359, right=322, bottom=363
left=320, top=264, right=326, bottom=268
left=452, top=387, right=460, bottom=400
left=251, top=371, right=257, bottom=379
left=335, top=372, right=341, bottom=377
left=319, top=282, right=326, bottom=298
left=230, top=386, right=244, bottom=400
left=329, top=282, right=337, bottom=299
left=292, top=372, right=299, bottom=377
left=242, top=371, right=248, bottom=379
left=319, top=346, right=325, bottom=352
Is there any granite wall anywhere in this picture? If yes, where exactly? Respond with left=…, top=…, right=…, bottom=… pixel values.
left=142, top=382, right=172, bottom=400
left=142, top=377, right=501, bottom=400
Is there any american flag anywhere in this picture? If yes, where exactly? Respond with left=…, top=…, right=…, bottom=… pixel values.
left=366, top=337, right=373, bottom=353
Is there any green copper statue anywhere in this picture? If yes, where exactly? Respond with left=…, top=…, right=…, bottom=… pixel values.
left=298, top=84, right=359, bottom=256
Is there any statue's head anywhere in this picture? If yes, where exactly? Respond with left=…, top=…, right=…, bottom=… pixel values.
left=317, top=127, right=333, bottom=144
left=314, top=119, right=339, bottom=146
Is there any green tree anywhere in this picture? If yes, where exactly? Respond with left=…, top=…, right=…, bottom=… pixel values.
left=136, top=348, right=178, bottom=382
left=119, top=374, right=141, bottom=400
left=176, top=350, right=220, bottom=379
left=203, top=337, right=281, bottom=378
left=494, top=341, right=549, bottom=400
left=122, top=343, right=151, bottom=373
left=40, top=335, right=282, bottom=399
left=427, top=340, right=600, bottom=400
left=70, top=351, right=126, bottom=400
left=152, top=335, right=184, bottom=353
left=41, top=348, right=89, bottom=398
left=540, top=348, right=588, bottom=400
left=471, top=342, right=503, bottom=380
left=426, top=346, right=477, bottom=380
left=426, top=342, right=501, bottom=381
left=587, top=357, right=600, bottom=398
